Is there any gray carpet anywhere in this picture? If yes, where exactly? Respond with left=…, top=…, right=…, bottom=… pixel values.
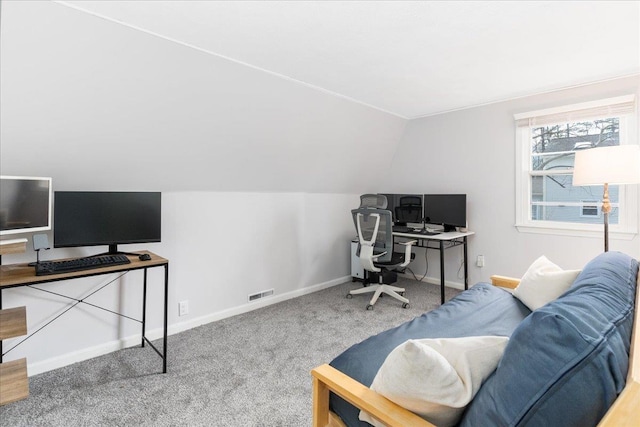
left=0, top=279, right=460, bottom=426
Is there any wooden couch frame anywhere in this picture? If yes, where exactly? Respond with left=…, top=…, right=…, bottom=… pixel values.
left=312, top=273, right=640, bottom=427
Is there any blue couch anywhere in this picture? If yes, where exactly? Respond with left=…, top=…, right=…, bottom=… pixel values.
left=312, top=251, right=639, bottom=427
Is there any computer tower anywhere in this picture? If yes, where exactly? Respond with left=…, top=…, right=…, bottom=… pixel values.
left=351, top=239, right=365, bottom=281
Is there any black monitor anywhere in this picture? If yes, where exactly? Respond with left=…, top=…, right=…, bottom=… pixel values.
left=0, top=176, right=52, bottom=236
left=378, top=194, right=423, bottom=225
left=395, top=194, right=423, bottom=225
left=423, top=194, right=466, bottom=232
left=378, top=194, right=395, bottom=218
left=54, top=192, right=161, bottom=254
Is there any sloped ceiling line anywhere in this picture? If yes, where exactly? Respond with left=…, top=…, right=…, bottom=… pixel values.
left=54, top=0, right=407, bottom=119
left=54, top=0, right=640, bottom=119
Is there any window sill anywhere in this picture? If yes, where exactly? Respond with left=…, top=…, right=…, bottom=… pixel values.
left=515, top=223, right=638, bottom=240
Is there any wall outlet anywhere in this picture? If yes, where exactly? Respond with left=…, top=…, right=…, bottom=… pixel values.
left=476, top=255, right=485, bottom=267
left=178, top=300, right=189, bottom=316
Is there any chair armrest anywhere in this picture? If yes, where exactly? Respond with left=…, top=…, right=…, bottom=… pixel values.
left=311, top=364, right=435, bottom=427
left=490, top=275, right=520, bottom=290
left=398, top=240, right=417, bottom=268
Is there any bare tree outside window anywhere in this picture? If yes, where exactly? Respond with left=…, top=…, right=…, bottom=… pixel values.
left=515, top=95, right=636, bottom=236
left=529, top=118, right=620, bottom=224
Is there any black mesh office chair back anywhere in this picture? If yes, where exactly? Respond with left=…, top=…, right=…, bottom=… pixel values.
left=398, top=195, right=421, bottom=206
left=395, top=195, right=423, bottom=224
left=351, top=206, right=394, bottom=264
left=352, top=194, right=393, bottom=263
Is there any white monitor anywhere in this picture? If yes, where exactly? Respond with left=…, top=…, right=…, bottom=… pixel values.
left=0, top=176, right=52, bottom=236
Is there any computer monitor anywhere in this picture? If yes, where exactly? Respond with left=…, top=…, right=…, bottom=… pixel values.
left=54, top=192, right=161, bottom=254
left=423, top=194, right=466, bottom=232
left=0, top=176, right=52, bottom=236
left=394, top=194, right=423, bottom=225
left=378, top=194, right=423, bottom=226
left=378, top=194, right=395, bottom=217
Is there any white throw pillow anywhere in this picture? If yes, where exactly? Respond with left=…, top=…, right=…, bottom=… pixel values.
left=513, top=255, right=581, bottom=311
left=359, top=336, right=509, bottom=427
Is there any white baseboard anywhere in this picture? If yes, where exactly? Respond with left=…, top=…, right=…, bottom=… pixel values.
left=27, top=334, right=145, bottom=376
left=397, top=272, right=465, bottom=290
left=167, top=275, right=350, bottom=336
left=26, top=275, right=350, bottom=376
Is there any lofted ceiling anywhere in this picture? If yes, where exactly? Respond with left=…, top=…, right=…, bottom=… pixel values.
left=55, top=0, right=640, bottom=119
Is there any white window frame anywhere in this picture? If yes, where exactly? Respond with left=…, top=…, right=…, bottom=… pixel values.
left=515, top=95, right=638, bottom=239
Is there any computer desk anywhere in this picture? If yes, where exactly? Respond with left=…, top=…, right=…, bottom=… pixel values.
left=392, top=230, right=474, bottom=304
left=0, top=251, right=169, bottom=373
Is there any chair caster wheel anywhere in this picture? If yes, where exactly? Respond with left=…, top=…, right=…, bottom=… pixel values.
left=346, top=294, right=353, bottom=299
left=402, top=303, right=410, bottom=309
left=366, top=304, right=374, bottom=310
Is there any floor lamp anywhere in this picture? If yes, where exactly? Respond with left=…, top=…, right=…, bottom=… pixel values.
left=573, top=145, right=640, bottom=252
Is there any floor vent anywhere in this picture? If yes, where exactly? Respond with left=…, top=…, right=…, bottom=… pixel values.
left=248, top=289, right=274, bottom=302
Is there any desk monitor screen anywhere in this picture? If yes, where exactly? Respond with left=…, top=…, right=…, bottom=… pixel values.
left=393, top=194, right=422, bottom=225
left=0, top=176, right=52, bottom=236
left=379, top=194, right=423, bottom=225
left=54, top=192, right=161, bottom=254
left=424, top=194, right=466, bottom=232
left=395, top=194, right=423, bottom=225
left=377, top=194, right=395, bottom=215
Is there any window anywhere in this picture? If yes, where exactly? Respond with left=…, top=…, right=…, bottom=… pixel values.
left=515, top=95, right=638, bottom=238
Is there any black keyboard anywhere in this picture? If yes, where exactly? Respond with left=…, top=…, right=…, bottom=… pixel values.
left=392, top=226, right=442, bottom=235
left=392, top=226, right=413, bottom=233
left=35, top=254, right=131, bottom=276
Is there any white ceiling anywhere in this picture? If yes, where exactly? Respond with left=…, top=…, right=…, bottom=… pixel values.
left=52, top=1, right=640, bottom=119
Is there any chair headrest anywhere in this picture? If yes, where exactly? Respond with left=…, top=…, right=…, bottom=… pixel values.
left=359, top=194, right=387, bottom=209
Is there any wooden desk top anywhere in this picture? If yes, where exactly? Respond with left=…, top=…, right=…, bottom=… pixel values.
left=0, top=251, right=168, bottom=289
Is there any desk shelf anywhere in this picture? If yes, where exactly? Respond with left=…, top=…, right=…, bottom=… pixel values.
left=0, top=241, right=29, bottom=405
left=0, top=306, right=29, bottom=406
left=0, top=239, right=27, bottom=256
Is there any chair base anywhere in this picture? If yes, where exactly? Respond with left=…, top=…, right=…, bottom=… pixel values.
left=348, top=284, right=409, bottom=309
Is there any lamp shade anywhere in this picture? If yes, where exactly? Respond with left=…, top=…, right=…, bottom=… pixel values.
left=573, top=145, right=640, bottom=186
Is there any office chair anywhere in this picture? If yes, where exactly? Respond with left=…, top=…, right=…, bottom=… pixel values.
left=395, top=195, right=423, bottom=224
left=348, top=195, right=416, bottom=310
left=399, top=195, right=422, bottom=206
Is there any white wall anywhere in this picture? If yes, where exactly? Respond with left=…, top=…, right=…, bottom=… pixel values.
left=385, top=75, right=640, bottom=286
left=1, top=192, right=359, bottom=374
left=0, top=1, right=406, bottom=193
left=0, top=1, right=398, bottom=374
